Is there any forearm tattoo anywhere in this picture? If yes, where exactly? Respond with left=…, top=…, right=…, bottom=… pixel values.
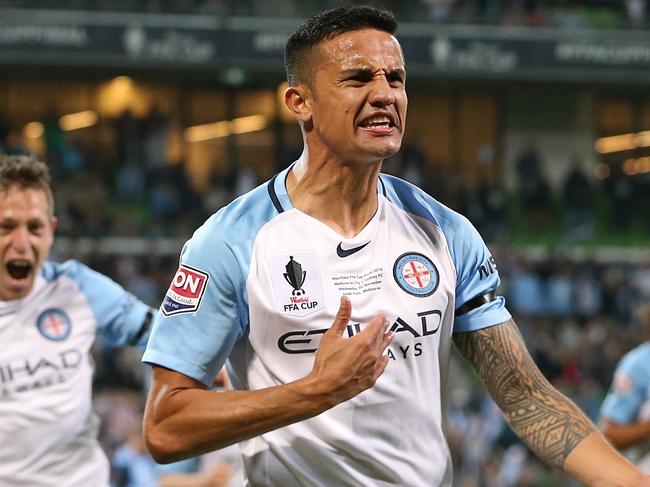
left=453, top=321, right=594, bottom=469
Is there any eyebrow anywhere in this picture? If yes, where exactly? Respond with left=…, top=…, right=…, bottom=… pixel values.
left=341, top=67, right=406, bottom=78
left=0, top=216, right=46, bottom=226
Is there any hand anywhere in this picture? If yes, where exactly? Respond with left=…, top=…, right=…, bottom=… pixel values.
left=205, top=462, right=233, bottom=487
left=308, top=296, right=394, bottom=404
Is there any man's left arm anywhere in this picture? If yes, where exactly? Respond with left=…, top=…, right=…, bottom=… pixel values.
left=70, top=260, right=154, bottom=348
left=453, top=319, right=648, bottom=487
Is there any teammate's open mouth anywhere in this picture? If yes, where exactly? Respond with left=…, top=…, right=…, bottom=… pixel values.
left=6, top=260, right=32, bottom=280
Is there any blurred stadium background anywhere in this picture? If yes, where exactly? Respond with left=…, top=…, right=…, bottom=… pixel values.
left=1, top=0, right=649, bottom=486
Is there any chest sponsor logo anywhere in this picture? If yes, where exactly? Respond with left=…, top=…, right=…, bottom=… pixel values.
left=278, top=309, right=442, bottom=361
left=162, top=264, right=209, bottom=316
left=269, top=253, right=325, bottom=317
left=0, top=349, right=83, bottom=396
left=393, top=252, right=439, bottom=297
left=36, top=308, right=71, bottom=341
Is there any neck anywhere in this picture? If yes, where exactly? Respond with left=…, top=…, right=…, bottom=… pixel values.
left=286, top=150, right=381, bottom=238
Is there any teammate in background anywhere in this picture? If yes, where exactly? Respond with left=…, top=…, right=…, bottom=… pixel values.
left=600, top=304, right=650, bottom=473
left=142, top=6, right=650, bottom=486
left=0, top=155, right=154, bottom=486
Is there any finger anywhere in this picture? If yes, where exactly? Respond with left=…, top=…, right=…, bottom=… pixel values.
left=380, top=330, right=395, bottom=352
left=358, top=313, right=388, bottom=343
left=375, top=355, right=390, bottom=378
left=328, top=295, right=352, bottom=337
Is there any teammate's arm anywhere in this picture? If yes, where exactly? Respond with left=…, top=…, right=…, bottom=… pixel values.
left=144, top=297, right=393, bottom=463
left=601, top=418, right=650, bottom=450
left=453, top=319, right=646, bottom=487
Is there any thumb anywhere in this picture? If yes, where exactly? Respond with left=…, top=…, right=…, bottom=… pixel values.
left=329, top=295, right=352, bottom=337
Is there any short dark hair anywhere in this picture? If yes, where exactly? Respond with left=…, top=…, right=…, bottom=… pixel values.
left=284, top=5, right=398, bottom=86
left=0, top=155, right=54, bottom=214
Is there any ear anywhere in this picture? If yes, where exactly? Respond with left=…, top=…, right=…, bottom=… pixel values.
left=284, top=84, right=312, bottom=124
left=50, top=216, right=58, bottom=234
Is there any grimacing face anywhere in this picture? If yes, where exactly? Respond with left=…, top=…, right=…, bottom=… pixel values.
left=0, top=185, right=56, bottom=300
left=291, top=28, right=407, bottom=164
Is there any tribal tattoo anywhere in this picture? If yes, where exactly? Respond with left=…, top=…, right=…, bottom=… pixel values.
left=452, top=320, right=594, bottom=469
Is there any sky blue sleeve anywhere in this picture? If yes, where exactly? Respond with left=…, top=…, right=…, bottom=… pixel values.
left=142, top=221, right=248, bottom=387
left=600, top=348, right=649, bottom=424
left=444, top=214, right=511, bottom=333
left=65, top=260, right=151, bottom=348
left=379, top=175, right=511, bottom=334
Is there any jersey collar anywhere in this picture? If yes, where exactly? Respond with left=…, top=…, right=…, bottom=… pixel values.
left=267, top=163, right=387, bottom=214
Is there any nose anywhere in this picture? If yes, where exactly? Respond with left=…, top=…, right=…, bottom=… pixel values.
left=10, top=226, right=30, bottom=254
left=368, top=75, right=395, bottom=108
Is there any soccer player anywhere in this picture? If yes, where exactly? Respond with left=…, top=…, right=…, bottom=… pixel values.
left=600, top=304, right=650, bottom=472
left=143, top=6, right=650, bottom=486
left=0, top=154, right=154, bottom=486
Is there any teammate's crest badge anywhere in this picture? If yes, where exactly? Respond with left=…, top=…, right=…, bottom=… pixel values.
left=393, top=252, right=439, bottom=297
left=612, top=372, right=634, bottom=396
left=162, top=264, right=209, bottom=316
left=269, top=253, right=325, bottom=317
left=36, top=308, right=72, bottom=341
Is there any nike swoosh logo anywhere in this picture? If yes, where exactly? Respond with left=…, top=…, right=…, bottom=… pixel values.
left=336, top=241, right=370, bottom=258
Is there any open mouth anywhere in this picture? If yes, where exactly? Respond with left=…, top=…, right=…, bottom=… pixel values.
left=359, top=114, right=395, bottom=129
left=6, top=260, right=33, bottom=280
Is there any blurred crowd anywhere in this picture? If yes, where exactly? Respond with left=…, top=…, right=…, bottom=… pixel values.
left=0, top=0, right=648, bottom=29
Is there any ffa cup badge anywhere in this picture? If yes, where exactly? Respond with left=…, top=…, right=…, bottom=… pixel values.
left=269, top=253, right=325, bottom=316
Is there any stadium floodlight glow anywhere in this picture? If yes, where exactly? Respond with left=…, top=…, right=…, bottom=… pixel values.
left=59, top=110, right=98, bottom=131
left=623, top=156, right=650, bottom=175
left=623, top=159, right=637, bottom=175
left=230, top=115, right=267, bottom=134
left=594, top=163, right=610, bottom=180
left=24, top=122, right=44, bottom=139
left=112, top=75, right=134, bottom=91
left=595, top=133, right=637, bottom=154
left=184, top=115, right=267, bottom=143
left=595, top=130, right=650, bottom=154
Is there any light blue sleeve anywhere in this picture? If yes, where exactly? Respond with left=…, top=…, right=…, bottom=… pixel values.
left=156, top=458, right=200, bottom=476
left=60, top=260, right=151, bottom=348
left=600, top=346, right=650, bottom=424
left=445, top=215, right=511, bottom=333
left=142, top=218, right=249, bottom=387
left=379, top=174, right=511, bottom=334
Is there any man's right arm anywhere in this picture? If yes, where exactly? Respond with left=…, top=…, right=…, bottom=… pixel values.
left=144, top=296, right=393, bottom=463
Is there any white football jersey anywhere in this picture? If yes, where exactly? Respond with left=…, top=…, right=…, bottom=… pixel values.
left=144, top=168, right=511, bottom=487
left=600, top=342, right=650, bottom=472
left=0, top=260, right=150, bottom=487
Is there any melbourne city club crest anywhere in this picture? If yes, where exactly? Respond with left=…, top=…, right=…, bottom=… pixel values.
left=269, top=252, right=324, bottom=317
left=393, top=252, right=439, bottom=297
left=37, top=308, right=72, bottom=341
